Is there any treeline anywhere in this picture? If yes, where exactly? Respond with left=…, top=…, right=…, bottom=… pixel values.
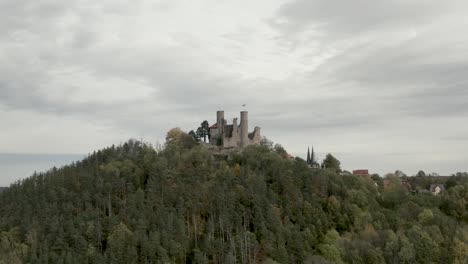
left=0, top=139, right=467, bottom=263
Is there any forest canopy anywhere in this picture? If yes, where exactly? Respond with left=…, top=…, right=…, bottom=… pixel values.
left=0, top=139, right=467, bottom=263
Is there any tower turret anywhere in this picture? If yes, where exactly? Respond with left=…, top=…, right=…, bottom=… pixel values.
left=216, top=110, right=224, bottom=137
left=240, top=111, right=248, bottom=147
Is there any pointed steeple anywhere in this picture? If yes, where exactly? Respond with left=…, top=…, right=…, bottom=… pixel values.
left=307, top=146, right=311, bottom=164
left=311, top=146, right=315, bottom=164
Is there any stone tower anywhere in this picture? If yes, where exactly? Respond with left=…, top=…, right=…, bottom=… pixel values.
left=240, top=111, right=248, bottom=147
left=216, top=110, right=224, bottom=135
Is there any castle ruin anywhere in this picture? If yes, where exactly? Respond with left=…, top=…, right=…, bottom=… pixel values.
left=209, top=111, right=261, bottom=148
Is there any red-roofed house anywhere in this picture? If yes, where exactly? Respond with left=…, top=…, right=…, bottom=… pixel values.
left=353, top=169, right=369, bottom=176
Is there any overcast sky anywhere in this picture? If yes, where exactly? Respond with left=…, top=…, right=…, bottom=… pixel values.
left=1, top=0, right=468, bottom=185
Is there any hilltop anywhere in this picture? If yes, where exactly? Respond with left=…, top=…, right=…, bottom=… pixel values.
left=0, top=138, right=467, bottom=263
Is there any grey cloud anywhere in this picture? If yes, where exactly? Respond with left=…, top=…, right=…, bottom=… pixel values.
left=307, top=38, right=468, bottom=117
left=275, top=0, right=460, bottom=38
left=1, top=0, right=467, bottom=181
left=256, top=98, right=378, bottom=129
left=65, top=47, right=257, bottom=113
left=320, top=44, right=468, bottom=89
left=0, top=1, right=268, bottom=124
left=274, top=1, right=468, bottom=121
left=444, top=134, right=468, bottom=142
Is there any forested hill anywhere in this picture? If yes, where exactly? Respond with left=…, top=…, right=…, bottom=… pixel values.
left=0, top=139, right=467, bottom=264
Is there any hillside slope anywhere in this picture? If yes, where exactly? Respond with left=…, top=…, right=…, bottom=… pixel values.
left=0, top=140, right=467, bottom=263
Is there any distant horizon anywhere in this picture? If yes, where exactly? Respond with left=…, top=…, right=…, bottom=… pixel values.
left=0, top=153, right=85, bottom=186
left=0, top=138, right=464, bottom=186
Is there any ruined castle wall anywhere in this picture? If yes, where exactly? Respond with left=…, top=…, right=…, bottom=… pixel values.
left=223, top=118, right=240, bottom=148
left=209, top=127, right=219, bottom=145
left=217, top=111, right=224, bottom=135
left=223, top=136, right=240, bottom=148
left=248, top=127, right=261, bottom=145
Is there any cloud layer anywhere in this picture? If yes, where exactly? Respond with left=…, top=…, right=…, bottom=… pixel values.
left=1, top=0, right=467, bottom=184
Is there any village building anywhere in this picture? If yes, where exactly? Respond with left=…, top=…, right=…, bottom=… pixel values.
left=429, top=184, right=445, bottom=195
left=353, top=169, right=369, bottom=176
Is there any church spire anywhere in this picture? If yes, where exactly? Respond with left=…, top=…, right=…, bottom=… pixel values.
left=307, top=146, right=311, bottom=164
left=311, top=146, right=315, bottom=164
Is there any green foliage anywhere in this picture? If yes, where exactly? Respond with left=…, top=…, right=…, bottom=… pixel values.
left=398, top=233, right=415, bottom=264
left=166, top=127, right=198, bottom=149
left=273, top=144, right=287, bottom=158
left=417, top=170, right=426, bottom=177
left=259, top=136, right=274, bottom=149
left=407, top=226, right=440, bottom=263
left=0, top=139, right=466, bottom=263
left=195, top=120, right=210, bottom=143
left=321, top=153, right=341, bottom=173
left=418, top=208, right=434, bottom=224
left=188, top=130, right=199, bottom=141
left=317, top=243, right=342, bottom=263
left=0, top=228, right=27, bottom=264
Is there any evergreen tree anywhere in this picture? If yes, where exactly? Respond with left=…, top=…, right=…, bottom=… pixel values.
left=188, top=130, right=199, bottom=141
left=196, top=120, right=210, bottom=143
